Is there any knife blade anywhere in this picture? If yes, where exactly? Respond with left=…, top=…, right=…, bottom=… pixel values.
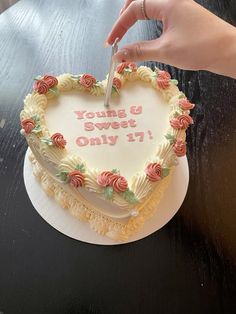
left=104, top=38, right=119, bottom=107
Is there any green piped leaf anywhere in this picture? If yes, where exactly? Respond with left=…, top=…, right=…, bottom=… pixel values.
left=173, top=111, right=181, bottom=117
left=124, top=68, right=132, bottom=73
left=56, top=170, right=69, bottom=182
left=178, top=92, right=186, bottom=99
left=49, top=87, right=59, bottom=95
left=94, top=81, right=102, bottom=87
left=34, top=76, right=41, bottom=81
left=31, top=115, right=40, bottom=122
left=41, top=138, right=53, bottom=145
left=104, top=186, right=114, bottom=200
left=162, top=168, right=170, bottom=178
left=32, top=124, right=42, bottom=134
left=122, top=189, right=138, bottom=204
left=111, top=86, right=119, bottom=94
left=75, top=163, right=85, bottom=172
left=71, top=75, right=81, bottom=80
left=165, top=133, right=175, bottom=144
left=170, top=79, right=178, bottom=85
left=111, top=168, right=119, bottom=174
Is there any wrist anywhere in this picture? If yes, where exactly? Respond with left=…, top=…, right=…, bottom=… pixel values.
left=206, top=28, right=236, bottom=78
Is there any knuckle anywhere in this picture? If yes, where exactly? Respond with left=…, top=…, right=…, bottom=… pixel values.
left=129, top=1, right=136, bottom=10
left=128, top=1, right=139, bottom=19
left=134, top=42, right=144, bottom=60
left=119, top=22, right=128, bottom=33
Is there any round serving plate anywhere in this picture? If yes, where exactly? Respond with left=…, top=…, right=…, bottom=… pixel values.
left=23, top=148, right=189, bottom=245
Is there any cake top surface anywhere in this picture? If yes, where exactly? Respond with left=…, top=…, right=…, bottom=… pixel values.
left=45, top=80, right=170, bottom=181
left=20, top=63, right=194, bottom=213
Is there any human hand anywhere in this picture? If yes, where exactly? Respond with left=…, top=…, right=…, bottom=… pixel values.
left=105, top=0, right=236, bottom=78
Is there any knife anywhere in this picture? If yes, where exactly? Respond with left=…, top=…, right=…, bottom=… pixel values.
left=104, top=38, right=119, bottom=107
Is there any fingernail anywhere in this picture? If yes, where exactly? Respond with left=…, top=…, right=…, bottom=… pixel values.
left=104, top=41, right=110, bottom=48
left=113, top=49, right=130, bottom=62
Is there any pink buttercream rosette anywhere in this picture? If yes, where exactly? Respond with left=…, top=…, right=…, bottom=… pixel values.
left=97, top=171, right=128, bottom=193
left=21, top=118, right=36, bottom=134
left=170, top=114, right=193, bottom=130
left=145, top=163, right=162, bottom=182
left=112, top=77, right=122, bottom=90
left=68, top=170, right=84, bottom=188
left=116, top=62, right=137, bottom=74
left=43, top=75, right=58, bottom=88
left=33, top=75, right=58, bottom=94
left=179, top=99, right=195, bottom=110
left=174, top=139, right=187, bottom=157
left=33, top=80, right=49, bottom=94
left=51, top=133, right=67, bottom=149
left=109, top=174, right=128, bottom=193
left=157, top=70, right=171, bottom=90
left=79, top=74, right=96, bottom=88
left=97, top=171, right=113, bottom=187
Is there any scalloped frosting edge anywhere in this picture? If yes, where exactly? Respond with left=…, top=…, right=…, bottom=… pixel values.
left=29, top=150, right=173, bottom=242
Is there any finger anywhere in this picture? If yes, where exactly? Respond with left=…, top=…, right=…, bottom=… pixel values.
left=106, top=0, right=164, bottom=46
left=106, top=0, right=145, bottom=46
left=120, top=0, right=134, bottom=16
left=113, top=39, right=162, bottom=62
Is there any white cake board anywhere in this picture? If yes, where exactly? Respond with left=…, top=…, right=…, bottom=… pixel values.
left=23, top=148, right=189, bottom=245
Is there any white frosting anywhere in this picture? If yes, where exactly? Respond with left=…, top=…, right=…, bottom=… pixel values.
left=20, top=66, right=192, bottom=240
left=45, top=81, right=170, bottom=183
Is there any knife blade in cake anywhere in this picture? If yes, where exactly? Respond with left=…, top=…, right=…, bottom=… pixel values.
left=104, top=38, right=119, bottom=107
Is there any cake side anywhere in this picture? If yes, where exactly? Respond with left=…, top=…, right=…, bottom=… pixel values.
left=28, top=149, right=173, bottom=242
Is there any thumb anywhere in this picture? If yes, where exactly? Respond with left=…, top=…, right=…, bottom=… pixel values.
left=113, top=39, right=162, bottom=63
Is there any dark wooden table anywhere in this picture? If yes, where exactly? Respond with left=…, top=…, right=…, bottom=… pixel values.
left=1, top=1, right=236, bottom=313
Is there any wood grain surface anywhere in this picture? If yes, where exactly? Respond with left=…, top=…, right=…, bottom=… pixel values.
left=0, top=0, right=236, bottom=313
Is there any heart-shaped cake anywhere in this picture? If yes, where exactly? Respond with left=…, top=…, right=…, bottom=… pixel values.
left=20, top=63, right=194, bottom=241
